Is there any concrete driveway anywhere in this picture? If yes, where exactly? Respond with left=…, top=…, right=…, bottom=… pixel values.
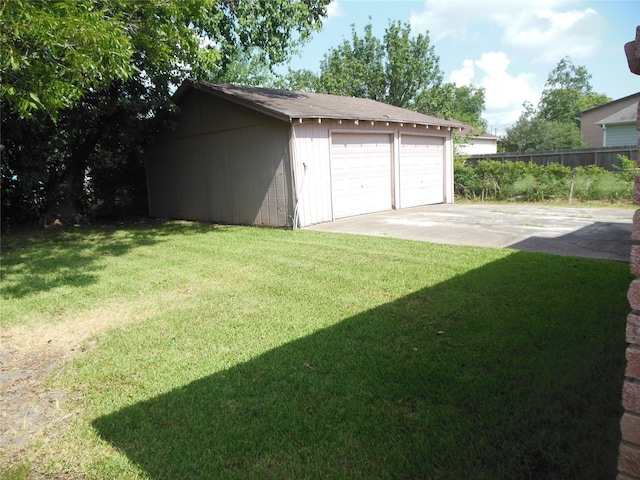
left=305, top=204, right=636, bottom=262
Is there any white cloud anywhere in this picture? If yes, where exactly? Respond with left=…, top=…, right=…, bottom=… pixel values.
left=450, top=60, right=475, bottom=86
left=410, top=0, right=606, bottom=61
left=450, top=52, right=542, bottom=134
left=410, top=1, right=488, bottom=41
left=410, top=0, right=548, bottom=40
left=411, top=0, right=610, bottom=132
left=497, top=7, right=603, bottom=62
left=325, top=1, right=343, bottom=22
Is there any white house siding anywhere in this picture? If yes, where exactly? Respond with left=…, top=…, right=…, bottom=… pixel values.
left=457, top=137, right=498, bottom=156
left=604, top=124, right=640, bottom=147
left=147, top=90, right=293, bottom=226
left=291, top=120, right=453, bottom=227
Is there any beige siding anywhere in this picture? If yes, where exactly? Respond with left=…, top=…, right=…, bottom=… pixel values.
left=580, top=94, right=640, bottom=148
left=291, top=119, right=454, bottom=227
left=148, top=89, right=455, bottom=229
left=290, top=122, right=333, bottom=227
left=147, top=91, right=293, bottom=226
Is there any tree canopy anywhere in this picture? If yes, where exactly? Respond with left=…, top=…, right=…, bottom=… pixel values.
left=286, top=20, right=487, bottom=128
left=500, top=57, right=611, bottom=152
left=500, top=103, right=585, bottom=152
left=1, top=0, right=330, bottom=226
left=1, top=0, right=134, bottom=120
left=537, top=56, right=612, bottom=124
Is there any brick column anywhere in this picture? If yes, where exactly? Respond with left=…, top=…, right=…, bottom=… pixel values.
left=619, top=25, right=640, bottom=480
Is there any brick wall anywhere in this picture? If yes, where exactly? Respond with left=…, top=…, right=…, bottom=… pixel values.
left=619, top=25, right=640, bottom=480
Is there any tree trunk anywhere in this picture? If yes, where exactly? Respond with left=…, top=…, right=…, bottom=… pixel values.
left=46, top=134, right=98, bottom=225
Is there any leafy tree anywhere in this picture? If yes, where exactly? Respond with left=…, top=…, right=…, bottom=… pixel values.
left=538, top=56, right=611, bottom=124
left=383, top=20, right=443, bottom=109
left=449, top=85, right=487, bottom=128
left=501, top=58, right=610, bottom=152
left=1, top=0, right=330, bottom=226
left=213, top=49, right=286, bottom=88
left=316, top=21, right=387, bottom=101
left=287, top=68, right=322, bottom=92
left=0, top=0, right=134, bottom=120
left=500, top=104, right=585, bottom=152
left=287, top=20, right=486, bottom=126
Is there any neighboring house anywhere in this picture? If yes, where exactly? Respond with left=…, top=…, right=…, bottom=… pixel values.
left=455, top=125, right=498, bottom=156
left=575, top=92, right=640, bottom=147
left=596, top=101, right=640, bottom=147
left=146, top=80, right=461, bottom=228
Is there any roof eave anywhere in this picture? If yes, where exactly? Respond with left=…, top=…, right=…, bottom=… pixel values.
left=290, top=116, right=463, bottom=130
left=597, top=120, right=637, bottom=126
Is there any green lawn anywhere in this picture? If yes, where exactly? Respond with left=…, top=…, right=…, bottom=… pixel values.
left=1, top=220, right=631, bottom=479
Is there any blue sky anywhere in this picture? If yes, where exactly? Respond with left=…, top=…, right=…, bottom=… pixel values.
left=284, top=0, right=640, bottom=134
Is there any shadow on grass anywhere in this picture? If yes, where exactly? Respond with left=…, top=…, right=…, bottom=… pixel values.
left=508, top=221, right=633, bottom=262
left=1, top=221, right=224, bottom=299
left=92, top=251, right=629, bottom=480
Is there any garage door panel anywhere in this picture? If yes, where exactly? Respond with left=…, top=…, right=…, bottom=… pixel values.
left=400, top=135, right=444, bottom=208
left=331, top=133, right=392, bottom=219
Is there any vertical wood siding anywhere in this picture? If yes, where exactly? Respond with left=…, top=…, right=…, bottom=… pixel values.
left=148, top=89, right=455, bottom=228
left=290, top=122, right=333, bottom=227
left=291, top=119, right=454, bottom=227
left=147, top=90, right=293, bottom=226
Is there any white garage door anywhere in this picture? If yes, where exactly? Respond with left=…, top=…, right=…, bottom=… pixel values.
left=399, top=135, right=444, bottom=208
left=330, top=133, right=392, bottom=219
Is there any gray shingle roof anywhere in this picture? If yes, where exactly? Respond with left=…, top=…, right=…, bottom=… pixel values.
left=575, top=92, right=640, bottom=116
left=596, top=101, right=638, bottom=125
left=175, top=80, right=463, bottom=129
left=458, top=124, right=498, bottom=139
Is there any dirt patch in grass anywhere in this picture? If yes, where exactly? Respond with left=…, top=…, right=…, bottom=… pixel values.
left=0, top=305, right=144, bottom=472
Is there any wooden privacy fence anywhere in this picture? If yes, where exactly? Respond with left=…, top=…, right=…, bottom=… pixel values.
left=468, top=145, right=639, bottom=171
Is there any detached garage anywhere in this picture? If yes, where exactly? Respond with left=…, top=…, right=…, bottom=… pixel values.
left=146, top=80, right=461, bottom=228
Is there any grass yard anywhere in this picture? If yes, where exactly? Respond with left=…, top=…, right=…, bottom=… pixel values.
left=0, top=220, right=631, bottom=479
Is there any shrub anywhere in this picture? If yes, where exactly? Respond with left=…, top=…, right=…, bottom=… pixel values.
left=613, top=155, right=637, bottom=183
left=454, top=158, right=482, bottom=199
left=589, top=175, right=633, bottom=202
left=511, top=174, right=540, bottom=201
left=455, top=160, right=633, bottom=203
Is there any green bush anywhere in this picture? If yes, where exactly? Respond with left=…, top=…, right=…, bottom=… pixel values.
left=613, top=155, right=637, bottom=183
left=588, top=175, right=633, bottom=202
left=511, top=174, right=540, bottom=201
left=453, top=158, right=482, bottom=199
left=454, top=159, right=633, bottom=203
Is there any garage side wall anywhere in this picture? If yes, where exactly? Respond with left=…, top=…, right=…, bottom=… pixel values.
left=146, top=90, right=293, bottom=227
left=291, top=120, right=453, bottom=227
